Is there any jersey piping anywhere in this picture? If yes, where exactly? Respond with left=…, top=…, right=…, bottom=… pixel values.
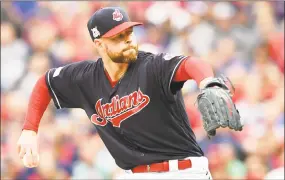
left=47, top=69, right=62, bottom=109
left=168, top=56, right=188, bottom=91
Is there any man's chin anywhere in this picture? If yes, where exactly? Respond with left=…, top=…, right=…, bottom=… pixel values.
left=110, top=50, right=138, bottom=63
left=112, top=56, right=137, bottom=64
left=122, top=57, right=137, bottom=63
left=123, top=52, right=138, bottom=63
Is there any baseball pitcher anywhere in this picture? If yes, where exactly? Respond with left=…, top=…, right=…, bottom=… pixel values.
left=17, top=7, right=242, bottom=179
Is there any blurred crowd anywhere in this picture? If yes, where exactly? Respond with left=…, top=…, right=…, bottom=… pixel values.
left=1, top=1, right=284, bottom=180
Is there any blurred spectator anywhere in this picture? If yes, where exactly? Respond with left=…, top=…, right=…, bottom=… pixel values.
left=253, top=2, right=278, bottom=41
left=1, top=21, right=29, bottom=92
left=186, top=2, right=215, bottom=57
left=211, top=2, right=236, bottom=47
left=12, top=1, right=38, bottom=21
left=245, top=155, right=268, bottom=179
left=219, top=143, right=246, bottom=179
left=267, top=32, right=284, bottom=73
left=17, top=52, right=51, bottom=99
left=1, top=1, right=284, bottom=179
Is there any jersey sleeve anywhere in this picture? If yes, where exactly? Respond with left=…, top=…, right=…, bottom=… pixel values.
left=149, top=53, right=188, bottom=101
left=45, top=61, right=89, bottom=109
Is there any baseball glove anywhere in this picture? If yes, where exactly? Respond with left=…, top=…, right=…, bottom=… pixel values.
left=197, top=75, right=242, bottom=138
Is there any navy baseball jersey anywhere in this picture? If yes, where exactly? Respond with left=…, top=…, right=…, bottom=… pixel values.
left=45, top=51, right=204, bottom=169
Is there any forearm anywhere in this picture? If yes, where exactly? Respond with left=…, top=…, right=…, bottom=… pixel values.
left=23, top=74, right=51, bottom=133
left=173, top=57, right=214, bottom=88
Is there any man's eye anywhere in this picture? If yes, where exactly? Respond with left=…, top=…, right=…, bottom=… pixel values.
left=115, top=34, right=125, bottom=39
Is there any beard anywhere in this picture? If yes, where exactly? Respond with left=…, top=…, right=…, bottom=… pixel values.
left=106, top=44, right=139, bottom=63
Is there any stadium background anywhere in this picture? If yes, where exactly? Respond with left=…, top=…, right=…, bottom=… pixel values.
left=1, top=1, right=284, bottom=179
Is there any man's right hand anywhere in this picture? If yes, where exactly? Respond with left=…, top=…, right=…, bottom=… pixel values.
left=17, top=130, right=40, bottom=168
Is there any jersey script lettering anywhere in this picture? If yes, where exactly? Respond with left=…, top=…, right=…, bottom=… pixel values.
left=91, top=89, right=150, bottom=127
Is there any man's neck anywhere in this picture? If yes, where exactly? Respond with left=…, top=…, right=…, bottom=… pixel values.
left=102, top=58, right=129, bottom=82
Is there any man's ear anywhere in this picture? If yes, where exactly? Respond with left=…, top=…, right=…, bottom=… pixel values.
left=93, top=39, right=100, bottom=47
left=94, top=39, right=103, bottom=51
left=94, top=39, right=107, bottom=56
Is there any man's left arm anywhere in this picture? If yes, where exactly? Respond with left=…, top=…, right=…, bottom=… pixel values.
left=173, top=57, right=243, bottom=137
left=173, top=57, right=214, bottom=89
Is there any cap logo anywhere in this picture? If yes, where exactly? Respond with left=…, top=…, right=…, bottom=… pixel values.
left=91, top=26, right=100, bottom=38
left=113, top=9, right=123, bottom=21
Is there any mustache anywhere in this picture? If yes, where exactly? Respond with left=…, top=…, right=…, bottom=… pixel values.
left=123, top=45, right=137, bottom=51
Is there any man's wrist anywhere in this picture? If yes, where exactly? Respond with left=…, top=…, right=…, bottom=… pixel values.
left=22, top=129, right=37, bottom=135
left=199, top=77, right=214, bottom=89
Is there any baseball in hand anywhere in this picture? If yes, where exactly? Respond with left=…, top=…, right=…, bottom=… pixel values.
left=23, top=154, right=40, bottom=167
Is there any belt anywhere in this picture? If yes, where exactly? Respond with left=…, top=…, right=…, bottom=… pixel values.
left=131, top=159, right=192, bottom=173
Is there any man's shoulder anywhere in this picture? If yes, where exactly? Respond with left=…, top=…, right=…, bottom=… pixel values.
left=63, top=59, right=101, bottom=71
left=138, top=51, right=185, bottom=62
left=57, top=59, right=101, bottom=80
left=137, top=50, right=166, bottom=62
left=137, top=50, right=155, bottom=60
left=68, top=59, right=100, bottom=67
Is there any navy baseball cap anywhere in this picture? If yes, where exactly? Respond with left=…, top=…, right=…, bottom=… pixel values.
left=87, top=7, right=142, bottom=41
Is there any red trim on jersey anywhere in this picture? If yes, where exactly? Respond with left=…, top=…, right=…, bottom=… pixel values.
left=104, top=69, right=118, bottom=88
left=22, top=75, right=51, bottom=133
left=173, top=57, right=214, bottom=84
